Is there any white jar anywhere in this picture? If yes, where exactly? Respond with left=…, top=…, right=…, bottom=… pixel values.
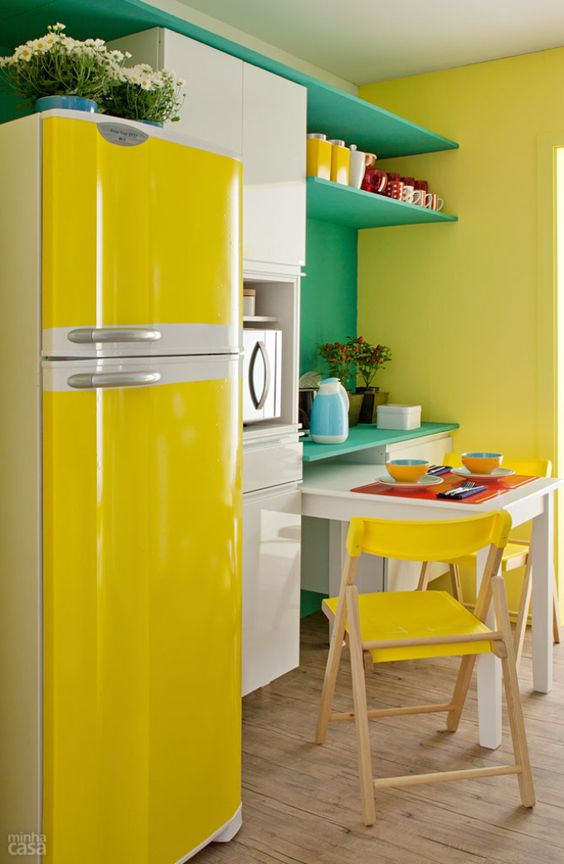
left=243, top=288, right=256, bottom=317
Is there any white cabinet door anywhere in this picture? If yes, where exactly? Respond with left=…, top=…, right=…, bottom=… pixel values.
left=242, top=64, right=306, bottom=269
left=242, top=485, right=301, bottom=695
left=109, top=28, right=243, bottom=156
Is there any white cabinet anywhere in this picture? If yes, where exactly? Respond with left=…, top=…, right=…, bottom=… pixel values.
left=109, top=28, right=243, bottom=156
left=242, top=65, right=307, bottom=270
left=242, top=485, right=301, bottom=695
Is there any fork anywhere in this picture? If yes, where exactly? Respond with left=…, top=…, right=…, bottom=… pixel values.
left=441, top=481, right=478, bottom=497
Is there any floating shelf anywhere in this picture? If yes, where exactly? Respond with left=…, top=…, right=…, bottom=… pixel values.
left=243, top=315, right=278, bottom=323
left=302, top=423, right=460, bottom=463
left=307, top=178, right=458, bottom=229
left=0, top=2, right=459, bottom=160
left=305, top=83, right=458, bottom=158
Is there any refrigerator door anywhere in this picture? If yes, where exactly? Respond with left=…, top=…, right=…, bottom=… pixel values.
left=41, top=113, right=241, bottom=358
left=42, top=355, right=241, bottom=864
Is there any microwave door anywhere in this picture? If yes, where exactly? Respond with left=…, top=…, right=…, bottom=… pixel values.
left=243, top=330, right=281, bottom=423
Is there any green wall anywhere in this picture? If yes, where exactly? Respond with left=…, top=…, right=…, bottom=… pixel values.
left=299, top=218, right=357, bottom=618
left=300, top=218, right=358, bottom=377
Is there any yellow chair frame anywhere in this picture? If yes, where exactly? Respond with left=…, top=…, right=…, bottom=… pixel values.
left=316, top=511, right=535, bottom=826
left=422, top=455, right=561, bottom=668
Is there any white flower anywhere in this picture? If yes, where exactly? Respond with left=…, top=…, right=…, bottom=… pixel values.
left=14, top=45, right=33, bottom=61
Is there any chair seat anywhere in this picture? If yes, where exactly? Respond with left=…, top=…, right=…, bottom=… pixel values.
left=322, top=590, right=492, bottom=663
left=445, top=540, right=529, bottom=570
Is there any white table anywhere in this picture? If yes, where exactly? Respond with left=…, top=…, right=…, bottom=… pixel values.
left=302, top=462, right=561, bottom=749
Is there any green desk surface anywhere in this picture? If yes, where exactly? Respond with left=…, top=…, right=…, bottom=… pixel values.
left=302, top=422, right=459, bottom=462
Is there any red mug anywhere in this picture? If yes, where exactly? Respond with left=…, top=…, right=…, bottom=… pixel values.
left=385, top=180, right=404, bottom=200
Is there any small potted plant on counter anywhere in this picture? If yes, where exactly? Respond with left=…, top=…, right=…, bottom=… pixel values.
left=317, top=340, right=364, bottom=426
left=348, top=335, right=392, bottom=424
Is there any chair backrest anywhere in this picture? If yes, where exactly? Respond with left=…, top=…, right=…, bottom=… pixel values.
left=444, top=453, right=551, bottom=477
left=346, top=511, right=511, bottom=564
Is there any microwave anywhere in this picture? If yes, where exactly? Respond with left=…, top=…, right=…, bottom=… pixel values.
left=242, top=329, right=282, bottom=424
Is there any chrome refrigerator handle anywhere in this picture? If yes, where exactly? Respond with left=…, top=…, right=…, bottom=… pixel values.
left=67, top=328, right=162, bottom=343
left=67, top=372, right=161, bottom=389
left=248, top=340, right=271, bottom=410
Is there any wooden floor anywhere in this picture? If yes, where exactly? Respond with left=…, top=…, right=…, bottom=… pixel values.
left=199, top=613, right=564, bottom=864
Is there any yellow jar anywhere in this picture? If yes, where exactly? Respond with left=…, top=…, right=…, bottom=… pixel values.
left=306, top=133, right=332, bottom=180
left=329, top=139, right=350, bottom=185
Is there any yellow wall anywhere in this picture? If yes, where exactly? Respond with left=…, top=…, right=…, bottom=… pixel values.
left=358, top=47, right=564, bottom=462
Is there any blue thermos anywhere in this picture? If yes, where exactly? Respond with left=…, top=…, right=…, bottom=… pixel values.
left=310, top=378, right=349, bottom=443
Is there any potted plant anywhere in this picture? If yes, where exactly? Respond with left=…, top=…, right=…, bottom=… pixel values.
left=347, top=336, right=392, bottom=423
left=0, top=23, right=128, bottom=114
left=103, top=64, right=185, bottom=126
left=317, top=340, right=363, bottom=426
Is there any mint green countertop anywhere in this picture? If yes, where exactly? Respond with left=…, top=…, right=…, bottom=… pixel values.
left=302, top=422, right=459, bottom=462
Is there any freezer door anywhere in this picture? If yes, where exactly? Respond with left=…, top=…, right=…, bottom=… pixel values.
left=42, top=115, right=241, bottom=358
left=42, top=355, right=241, bottom=864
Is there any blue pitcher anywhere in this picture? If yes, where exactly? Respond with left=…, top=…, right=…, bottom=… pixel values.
left=310, top=378, right=349, bottom=443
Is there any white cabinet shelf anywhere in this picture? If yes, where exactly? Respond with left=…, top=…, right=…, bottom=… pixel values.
left=243, top=315, right=278, bottom=323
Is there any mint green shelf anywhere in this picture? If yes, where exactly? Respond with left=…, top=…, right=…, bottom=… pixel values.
left=302, top=422, right=460, bottom=463
left=0, top=1, right=458, bottom=159
left=307, top=178, right=458, bottom=229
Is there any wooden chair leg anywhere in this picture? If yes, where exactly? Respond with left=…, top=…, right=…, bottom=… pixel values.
left=492, top=575, right=536, bottom=807
left=552, top=567, right=561, bottom=644
left=417, top=562, right=430, bottom=590
left=316, top=592, right=347, bottom=745
left=449, top=564, right=463, bottom=602
left=514, top=556, right=533, bottom=670
left=346, top=585, right=376, bottom=826
left=446, top=655, right=476, bottom=732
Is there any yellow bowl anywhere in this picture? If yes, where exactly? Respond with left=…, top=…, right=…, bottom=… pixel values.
left=386, top=459, right=430, bottom=483
left=461, top=452, right=503, bottom=475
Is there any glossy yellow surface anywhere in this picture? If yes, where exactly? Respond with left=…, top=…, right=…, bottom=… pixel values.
left=42, top=376, right=241, bottom=864
left=330, top=143, right=350, bottom=185
left=345, top=511, right=511, bottom=561
left=306, top=137, right=332, bottom=180
left=323, top=591, right=491, bottom=662
left=42, top=116, right=241, bottom=329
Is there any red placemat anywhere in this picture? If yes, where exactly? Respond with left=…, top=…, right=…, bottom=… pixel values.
left=351, top=472, right=538, bottom=504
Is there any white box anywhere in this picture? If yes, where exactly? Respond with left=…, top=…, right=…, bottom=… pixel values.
left=377, top=404, right=422, bottom=430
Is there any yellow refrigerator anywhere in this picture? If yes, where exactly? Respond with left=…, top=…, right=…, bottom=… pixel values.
left=0, top=111, right=242, bottom=864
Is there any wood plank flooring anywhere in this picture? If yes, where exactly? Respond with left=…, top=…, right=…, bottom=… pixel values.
left=198, top=613, right=564, bottom=864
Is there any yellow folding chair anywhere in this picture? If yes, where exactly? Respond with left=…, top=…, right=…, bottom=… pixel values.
left=316, top=511, right=535, bottom=826
left=424, top=455, right=561, bottom=667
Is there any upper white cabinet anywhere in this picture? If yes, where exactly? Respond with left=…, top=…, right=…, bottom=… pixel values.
left=109, top=28, right=243, bottom=157
left=110, top=29, right=307, bottom=271
left=242, top=65, right=307, bottom=271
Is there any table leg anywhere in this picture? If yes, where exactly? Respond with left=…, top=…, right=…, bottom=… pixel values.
left=530, top=493, right=554, bottom=693
left=476, top=546, right=502, bottom=749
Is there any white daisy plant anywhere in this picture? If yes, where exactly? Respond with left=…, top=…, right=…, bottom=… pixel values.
left=0, top=23, right=130, bottom=105
left=105, top=65, right=185, bottom=124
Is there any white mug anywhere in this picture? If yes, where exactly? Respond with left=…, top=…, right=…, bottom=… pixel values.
left=412, top=189, right=426, bottom=206
left=402, top=185, right=414, bottom=203
left=348, top=144, right=367, bottom=189
left=425, top=193, right=444, bottom=211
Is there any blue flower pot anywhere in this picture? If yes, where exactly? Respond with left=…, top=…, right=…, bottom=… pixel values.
left=35, top=96, right=98, bottom=113
left=140, top=120, right=163, bottom=127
